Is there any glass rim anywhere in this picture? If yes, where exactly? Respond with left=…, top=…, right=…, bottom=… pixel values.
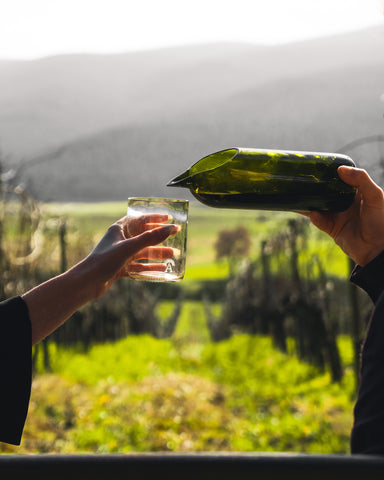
left=127, top=196, right=189, bottom=204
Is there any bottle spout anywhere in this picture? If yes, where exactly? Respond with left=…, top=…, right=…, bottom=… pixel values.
left=166, top=170, right=191, bottom=188
left=167, top=148, right=238, bottom=188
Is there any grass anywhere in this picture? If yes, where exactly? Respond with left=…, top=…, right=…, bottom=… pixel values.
left=1, top=333, right=355, bottom=454
left=0, top=201, right=357, bottom=454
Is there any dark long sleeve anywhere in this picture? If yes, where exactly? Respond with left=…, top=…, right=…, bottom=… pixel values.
left=350, top=251, right=384, bottom=454
left=0, top=296, right=32, bottom=445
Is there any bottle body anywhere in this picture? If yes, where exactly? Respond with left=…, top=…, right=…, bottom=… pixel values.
left=167, top=148, right=356, bottom=212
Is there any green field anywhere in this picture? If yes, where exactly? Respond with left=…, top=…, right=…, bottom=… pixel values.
left=0, top=201, right=358, bottom=454
left=3, top=329, right=355, bottom=454
left=41, top=200, right=351, bottom=280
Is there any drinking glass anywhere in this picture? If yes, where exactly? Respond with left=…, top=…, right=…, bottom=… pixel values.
left=127, top=197, right=188, bottom=282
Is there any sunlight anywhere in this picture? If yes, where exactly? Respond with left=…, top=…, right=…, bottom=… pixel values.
left=0, top=0, right=382, bottom=59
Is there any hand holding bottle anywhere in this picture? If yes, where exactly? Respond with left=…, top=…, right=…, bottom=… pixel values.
left=305, top=166, right=384, bottom=266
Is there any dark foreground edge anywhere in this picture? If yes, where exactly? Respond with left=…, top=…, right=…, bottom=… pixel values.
left=1, top=452, right=384, bottom=480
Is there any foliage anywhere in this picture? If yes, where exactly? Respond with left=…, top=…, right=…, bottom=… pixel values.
left=1, top=334, right=355, bottom=454
left=31, top=202, right=350, bottom=283
left=0, top=200, right=365, bottom=454
left=214, top=226, right=251, bottom=276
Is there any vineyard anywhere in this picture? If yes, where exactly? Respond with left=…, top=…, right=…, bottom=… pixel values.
left=0, top=193, right=372, bottom=454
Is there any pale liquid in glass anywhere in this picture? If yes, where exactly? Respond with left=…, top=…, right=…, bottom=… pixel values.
left=127, top=199, right=188, bottom=282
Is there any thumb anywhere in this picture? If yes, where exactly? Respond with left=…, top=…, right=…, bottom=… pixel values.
left=338, top=166, right=384, bottom=205
left=120, top=224, right=179, bottom=254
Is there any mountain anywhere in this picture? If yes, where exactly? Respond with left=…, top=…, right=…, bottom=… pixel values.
left=0, top=26, right=383, bottom=201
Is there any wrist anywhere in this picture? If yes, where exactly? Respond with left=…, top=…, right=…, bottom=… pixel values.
left=74, top=251, right=120, bottom=301
left=357, top=247, right=384, bottom=267
left=351, top=250, right=384, bottom=303
left=68, top=256, right=107, bottom=303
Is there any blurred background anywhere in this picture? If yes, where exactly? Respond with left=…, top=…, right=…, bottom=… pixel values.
left=0, top=0, right=384, bottom=455
left=0, top=0, right=383, bottom=200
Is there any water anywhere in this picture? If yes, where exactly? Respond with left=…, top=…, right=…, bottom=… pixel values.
left=128, top=271, right=182, bottom=282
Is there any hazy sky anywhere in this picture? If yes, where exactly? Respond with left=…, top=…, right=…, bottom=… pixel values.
left=0, top=0, right=383, bottom=60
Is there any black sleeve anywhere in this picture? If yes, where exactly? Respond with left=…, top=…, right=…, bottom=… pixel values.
left=350, top=251, right=384, bottom=454
left=0, top=296, right=32, bottom=445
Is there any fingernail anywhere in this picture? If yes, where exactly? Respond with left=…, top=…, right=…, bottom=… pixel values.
left=162, top=224, right=180, bottom=235
left=338, top=165, right=354, bottom=174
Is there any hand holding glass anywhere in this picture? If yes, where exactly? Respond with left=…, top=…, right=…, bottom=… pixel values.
left=127, top=197, right=188, bottom=282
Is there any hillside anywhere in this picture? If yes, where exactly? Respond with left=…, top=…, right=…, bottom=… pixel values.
left=0, top=26, right=383, bottom=201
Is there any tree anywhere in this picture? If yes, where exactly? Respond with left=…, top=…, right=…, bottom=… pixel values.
left=214, top=226, right=251, bottom=276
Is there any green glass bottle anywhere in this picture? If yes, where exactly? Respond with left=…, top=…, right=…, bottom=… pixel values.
left=167, top=147, right=356, bottom=212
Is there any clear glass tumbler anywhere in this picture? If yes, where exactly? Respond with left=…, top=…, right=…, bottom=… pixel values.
left=127, top=197, right=189, bottom=282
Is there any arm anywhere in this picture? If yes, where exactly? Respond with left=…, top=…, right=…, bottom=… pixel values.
left=23, top=216, right=177, bottom=345
left=349, top=252, right=384, bottom=454
left=305, top=166, right=384, bottom=454
left=0, top=215, right=176, bottom=445
left=0, top=297, right=32, bottom=445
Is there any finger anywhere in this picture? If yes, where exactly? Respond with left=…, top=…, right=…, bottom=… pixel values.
left=127, top=214, right=170, bottom=237
left=131, top=246, right=175, bottom=261
left=127, top=263, right=167, bottom=273
left=122, top=224, right=178, bottom=256
left=144, top=222, right=172, bottom=230
left=338, top=166, right=384, bottom=205
left=306, top=211, right=335, bottom=235
left=132, top=214, right=170, bottom=226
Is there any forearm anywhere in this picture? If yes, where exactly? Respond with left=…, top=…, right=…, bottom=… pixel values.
left=21, top=220, right=177, bottom=345
left=351, top=295, right=384, bottom=454
left=22, top=258, right=99, bottom=345
left=350, top=251, right=384, bottom=454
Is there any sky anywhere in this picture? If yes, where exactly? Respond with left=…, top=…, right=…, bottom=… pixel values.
left=0, top=0, right=383, bottom=60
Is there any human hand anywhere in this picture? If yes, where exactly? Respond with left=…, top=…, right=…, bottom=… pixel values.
left=305, top=166, right=384, bottom=266
left=22, top=215, right=178, bottom=344
left=87, top=215, right=178, bottom=298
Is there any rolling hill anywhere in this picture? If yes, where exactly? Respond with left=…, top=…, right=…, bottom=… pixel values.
left=0, top=26, right=383, bottom=201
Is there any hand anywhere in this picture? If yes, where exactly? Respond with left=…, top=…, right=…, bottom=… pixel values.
left=23, top=215, right=179, bottom=344
left=87, top=215, right=178, bottom=298
left=305, top=166, right=384, bottom=266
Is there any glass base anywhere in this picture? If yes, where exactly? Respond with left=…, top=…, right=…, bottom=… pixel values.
left=128, top=271, right=182, bottom=282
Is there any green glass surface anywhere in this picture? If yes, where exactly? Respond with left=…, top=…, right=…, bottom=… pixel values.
left=167, top=148, right=356, bottom=212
